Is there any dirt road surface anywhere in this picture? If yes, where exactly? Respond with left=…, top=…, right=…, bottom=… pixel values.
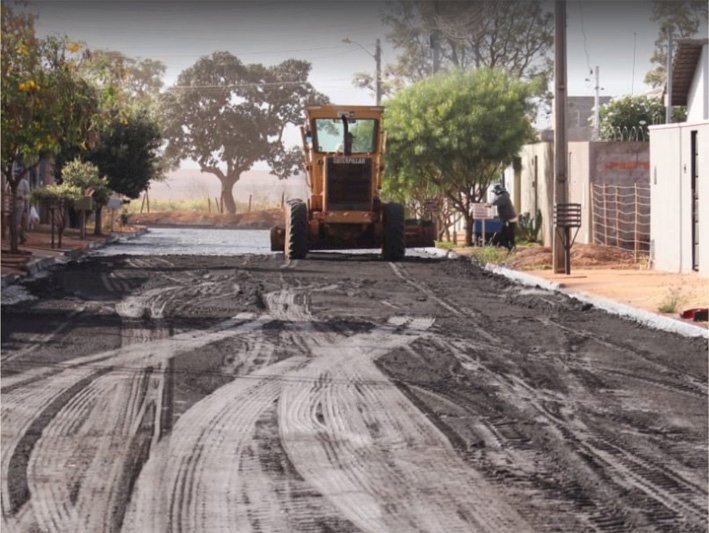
left=2, top=253, right=706, bottom=532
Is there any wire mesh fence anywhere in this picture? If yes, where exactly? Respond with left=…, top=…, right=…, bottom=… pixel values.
left=591, top=183, right=650, bottom=261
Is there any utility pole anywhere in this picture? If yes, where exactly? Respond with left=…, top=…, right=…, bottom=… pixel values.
left=666, top=29, right=673, bottom=123
left=431, top=1, right=441, bottom=74
left=593, top=65, right=600, bottom=141
left=343, top=37, right=382, bottom=105
left=431, top=30, right=441, bottom=74
left=375, top=38, right=382, bottom=105
left=553, top=0, right=568, bottom=274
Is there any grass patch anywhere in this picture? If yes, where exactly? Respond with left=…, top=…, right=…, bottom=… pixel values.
left=467, top=245, right=513, bottom=267
left=657, top=285, right=687, bottom=314
left=435, top=241, right=456, bottom=250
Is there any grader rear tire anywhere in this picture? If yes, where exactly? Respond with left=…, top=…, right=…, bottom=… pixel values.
left=285, top=199, right=308, bottom=259
left=382, top=202, right=405, bottom=261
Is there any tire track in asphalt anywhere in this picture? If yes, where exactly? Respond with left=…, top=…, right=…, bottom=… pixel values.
left=432, top=330, right=707, bottom=530
left=2, top=308, right=273, bottom=532
left=381, top=263, right=706, bottom=531
left=279, top=315, right=532, bottom=533
left=122, top=287, right=341, bottom=532
left=27, top=363, right=164, bottom=533
left=124, top=276, right=528, bottom=532
left=124, top=348, right=280, bottom=531
left=1, top=307, right=86, bottom=364
left=388, top=262, right=500, bottom=346
left=539, top=317, right=708, bottom=397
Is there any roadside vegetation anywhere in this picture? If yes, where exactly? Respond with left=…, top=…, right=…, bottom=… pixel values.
left=657, top=285, right=688, bottom=314
left=465, top=245, right=516, bottom=268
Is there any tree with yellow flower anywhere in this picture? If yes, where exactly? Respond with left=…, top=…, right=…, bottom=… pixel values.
left=1, top=3, right=100, bottom=251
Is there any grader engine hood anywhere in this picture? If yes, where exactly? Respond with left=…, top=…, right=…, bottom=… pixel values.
left=324, top=156, right=373, bottom=211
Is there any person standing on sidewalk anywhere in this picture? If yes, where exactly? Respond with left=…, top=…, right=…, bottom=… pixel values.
left=15, top=174, right=30, bottom=244
left=2, top=176, right=11, bottom=240
left=491, top=184, right=517, bottom=251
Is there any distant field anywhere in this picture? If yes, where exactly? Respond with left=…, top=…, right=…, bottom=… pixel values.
left=148, top=168, right=309, bottom=204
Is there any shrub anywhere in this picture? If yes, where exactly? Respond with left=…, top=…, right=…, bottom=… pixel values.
left=598, top=96, right=664, bottom=141
left=516, top=211, right=542, bottom=243
left=657, top=286, right=687, bottom=314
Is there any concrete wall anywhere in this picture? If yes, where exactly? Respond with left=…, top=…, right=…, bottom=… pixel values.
left=516, top=142, right=554, bottom=245
left=649, top=120, right=709, bottom=275
left=514, top=140, right=649, bottom=247
left=588, top=142, right=649, bottom=186
left=590, top=142, right=650, bottom=251
left=687, top=44, right=708, bottom=122
left=568, top=142, right=591, bottom=243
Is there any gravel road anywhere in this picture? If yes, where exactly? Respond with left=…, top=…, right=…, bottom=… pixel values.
left=1, top=252, right=706, bottom=532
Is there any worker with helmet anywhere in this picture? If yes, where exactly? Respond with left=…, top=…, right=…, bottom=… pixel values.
left=491, top=184, right=517, bottom=251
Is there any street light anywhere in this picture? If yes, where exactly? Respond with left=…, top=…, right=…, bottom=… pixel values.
left=342, top=37, right=381, bottom=105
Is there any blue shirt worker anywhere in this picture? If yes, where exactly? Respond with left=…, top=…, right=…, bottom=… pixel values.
left=491, top=184, right=517, bottom=251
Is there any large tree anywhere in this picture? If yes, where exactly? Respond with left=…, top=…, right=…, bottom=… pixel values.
left=352, top=1, right=553, bottom=98
left=162, top=53, right=327, bottom=214
left=645, top=0, right=708, bottom=88
left=55, top=48, right=169, bottom=181
left=1, top=3, right=99, bottom=251
left=85, top=108, right=163, bottom=233
left=384, top=68, right=537, bottom=245
left=78, top=49, right=166, bottom=114
left=87, top=109, right=162, bottom=199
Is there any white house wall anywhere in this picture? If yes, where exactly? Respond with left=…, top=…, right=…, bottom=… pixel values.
left=649, top=120, right=709, bottom=275
left=686, top=45, right=708, bottom=122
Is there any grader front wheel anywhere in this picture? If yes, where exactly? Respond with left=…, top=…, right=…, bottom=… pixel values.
left=382, top=202, right=405, bottom=261
left=285, top=199, right=308, bottom=260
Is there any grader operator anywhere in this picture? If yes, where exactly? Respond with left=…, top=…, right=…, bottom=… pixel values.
left=270, top=105, right=435, bottom=260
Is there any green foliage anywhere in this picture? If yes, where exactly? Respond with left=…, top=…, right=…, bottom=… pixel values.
left=516, top=211, right=542, bottom=243
left=468, top=245, right=512, bottom=267
left=435, top=240, right=456, bottom=251
left=61, top=158, right=110, bottom=205
left=657, top=285, right=687, bottom=313
left=86, top=109, right=163, bottom=199
left=1, top=5, right=99, bottom=175
left=1, top=3, right=100, bottom=250
left=384, top=68, right=536, bottom=245
left=161, top=52, right=328, bottom=214
left=645, top=0, right=708, bottom=88
left=598, top=96, right=665, bottom=141
left=79, top=49, right=166, bottom=114
left=30, top=182, right=83, bottom=204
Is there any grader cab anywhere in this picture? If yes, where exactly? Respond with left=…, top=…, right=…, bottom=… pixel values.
left=270, top=105, right=435, bottom=260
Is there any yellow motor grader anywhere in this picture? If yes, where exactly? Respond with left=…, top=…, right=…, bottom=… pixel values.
left=270, top=105, right=435, bottom=260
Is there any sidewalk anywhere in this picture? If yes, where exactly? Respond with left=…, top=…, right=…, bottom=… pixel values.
left=1, top=224, right=143, bottom=288
left=451, top=246, right=708, bottom=337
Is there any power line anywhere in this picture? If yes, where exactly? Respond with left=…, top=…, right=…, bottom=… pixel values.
left=631, top=32, right=637, bottom=95
left=167, top=78, right=353, bottom=90
left=578, top=3, right=593, bottom=80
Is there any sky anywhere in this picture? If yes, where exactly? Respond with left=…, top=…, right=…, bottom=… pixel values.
left=25, top=1, right=707, bottom=171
